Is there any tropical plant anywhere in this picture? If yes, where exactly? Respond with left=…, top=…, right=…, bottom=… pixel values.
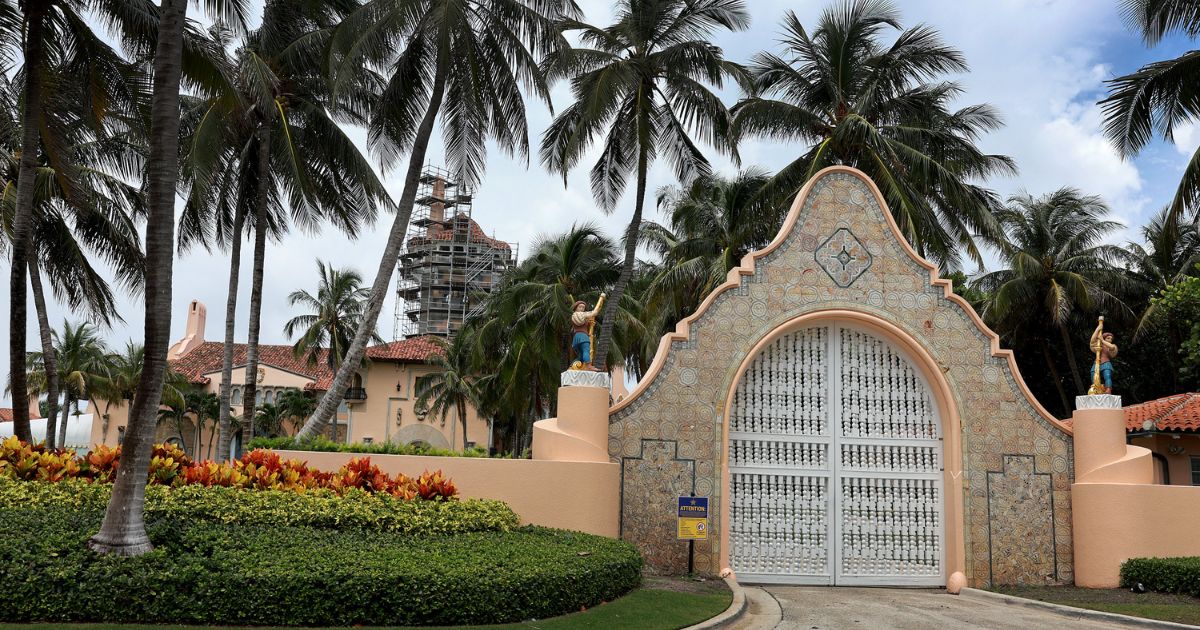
left=296, top=0, right=572, bottom=439
left=47, top=321, right=109, bottom=449
left=1102, top=0, right=1200, bottom=223
left=90, top=0, right=248, bottom=558
left=2, top=0, right=150, bottom=443
left=972, top=188, right=1132, bottom=416
left=462, top=224, right=621, bottom=450
left=414, top=336, right=482, bottom=450
left=731, top=0, right=1015, bottom=268
left=253, top=403, right=286, bottom=439
left=639, top=169, right=785, bottom=332
left=540, top=0, right=749, bottom=370
left=179, top=1, right=389, bottom=462
left=284, top=260, right=383, bottom=372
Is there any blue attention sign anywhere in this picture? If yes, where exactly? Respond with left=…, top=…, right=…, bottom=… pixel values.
left=677, top=496, right=708, bottom=518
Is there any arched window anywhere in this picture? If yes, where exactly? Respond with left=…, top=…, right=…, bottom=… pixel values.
left=265, top=390, right=274, bottom=404
left=231, top=388, right=242, bottom=405
left=255, top=390, right=263, bottom=405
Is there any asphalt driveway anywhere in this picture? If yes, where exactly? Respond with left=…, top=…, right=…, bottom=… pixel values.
left=727, top=586, right=1141, bottom=629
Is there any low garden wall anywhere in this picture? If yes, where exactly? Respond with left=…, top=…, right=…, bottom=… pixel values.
left=277, top=450, right=620, bottom=537
left=1073, top=483, right=1200, bottom=587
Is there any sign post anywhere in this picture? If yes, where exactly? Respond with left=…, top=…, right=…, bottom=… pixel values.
left=677, top=495, right=708, bottom=574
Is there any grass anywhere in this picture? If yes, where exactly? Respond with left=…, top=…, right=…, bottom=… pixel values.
left=992, top=585, right=1200, bottom=626
left=0, top=582, right=732, bottom=630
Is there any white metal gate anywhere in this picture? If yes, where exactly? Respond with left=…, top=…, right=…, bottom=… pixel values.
left=729, top=325, right=944, bottom=586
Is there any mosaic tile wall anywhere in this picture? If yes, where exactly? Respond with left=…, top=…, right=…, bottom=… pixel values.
left=608, top=169, right=1074, bottom=587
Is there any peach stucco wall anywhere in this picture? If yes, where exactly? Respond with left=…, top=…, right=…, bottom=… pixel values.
left=279, top=450, right=619, bottom=537
left=1072, top=404, right=1200, bottom=587
left=347, top=363, right=489, bottom=449
left=1130, top=434, right=1200, bottom=486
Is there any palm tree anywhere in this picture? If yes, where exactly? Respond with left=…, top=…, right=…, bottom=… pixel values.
left=972, top=188, right=1132, bottom=416
left=275, top=388, right=315, bottom=437
left=180, top=2, right=389, bottom=461
left=89, top=0, right=247, bottom=558
left=1120, top=207, right=1200, bottom=329
left=540, top=0, right=748, bottom=371
left=463, top=224, right=620, bottom=449
left=0, top=69, right=146, bottom=450
left=49, top=321, right=109, bottom=449
left=414, top=336, right=482, bottom=450
left=3, top=0, right=149, bottom=442
left=284, top=260, right=383, bottom=372
left=253, top=402, right=286, bottom=438
left=1103, top=0, right=1200, bottom=222
left=295, top=0, right=572, bottom=440
left=731, top=0, right=1015, bottom=268
left=641, top=169, right=784, bottom=325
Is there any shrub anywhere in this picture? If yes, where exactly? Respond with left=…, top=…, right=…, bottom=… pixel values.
left=251, top=435, right=489, bottom=458
left=1121, top=557, right=1200, bottom=598
left=0, top=478, right=517, bottom=535
left=0, top=437, right=457, bottom=500
left=0, top=503, right=642, bottom=626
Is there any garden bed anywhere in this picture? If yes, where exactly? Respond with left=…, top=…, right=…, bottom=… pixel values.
left=0, top=496, right=642, bottom=626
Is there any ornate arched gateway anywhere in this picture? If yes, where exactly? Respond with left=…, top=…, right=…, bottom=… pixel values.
left=608, top=167, right=1076, bottom=587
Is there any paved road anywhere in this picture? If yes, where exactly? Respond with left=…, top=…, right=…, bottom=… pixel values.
left=727, top=586, right=1135, bottom=630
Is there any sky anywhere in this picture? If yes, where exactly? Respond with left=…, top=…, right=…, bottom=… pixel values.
left=2, top=0, right=1198, bottom=407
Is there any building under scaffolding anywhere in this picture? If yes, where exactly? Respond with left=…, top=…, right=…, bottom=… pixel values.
left=393, top=165, right=517, bottom=340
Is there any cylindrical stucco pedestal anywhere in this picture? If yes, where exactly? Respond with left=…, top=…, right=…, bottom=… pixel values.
left=531, top=371, right=613, bottom=463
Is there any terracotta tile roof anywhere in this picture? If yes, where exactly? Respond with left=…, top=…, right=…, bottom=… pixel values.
left=0, top=409, right=11, bottom=422
left=171, top=337, right=443, bottom=391
left=365, top=336, right=444, bottom=362
left=170, top=342, right=333, bottom=388
left=410, top=214, right=511, bottom=250
left=1125, top=393, right=1200, bottom=433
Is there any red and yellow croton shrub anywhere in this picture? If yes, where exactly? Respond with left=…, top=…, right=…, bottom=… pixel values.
left=0, top=437, right=457, bottom=500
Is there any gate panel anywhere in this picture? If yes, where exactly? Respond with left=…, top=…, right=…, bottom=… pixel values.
left=729, top=325, right=944, bottom=586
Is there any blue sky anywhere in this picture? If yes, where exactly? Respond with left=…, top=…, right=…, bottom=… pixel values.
left=3, top=0, right=1198, bottom=406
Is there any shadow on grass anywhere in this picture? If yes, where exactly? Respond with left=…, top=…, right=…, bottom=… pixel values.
left=0, top=584, right=733, bottom=630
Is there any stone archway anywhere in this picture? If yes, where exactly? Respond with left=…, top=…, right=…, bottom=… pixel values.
left=607, top=166, right=1074, bottom=587
left=723, top=316, right=954, bottom=586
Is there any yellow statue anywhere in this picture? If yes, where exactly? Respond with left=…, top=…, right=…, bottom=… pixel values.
left=1088, top=316, right=1117, bottom=395
left=569, top=293, right=606, bottom=371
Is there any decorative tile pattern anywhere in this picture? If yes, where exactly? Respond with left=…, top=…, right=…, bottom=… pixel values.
left=987, top=456, right=1058, bottom=584
left=815, top=227, right=873, bottom=287
left=607, top=170, right=1075, bottom=587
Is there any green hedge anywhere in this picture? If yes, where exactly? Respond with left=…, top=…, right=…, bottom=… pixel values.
left=0, top=504, right=642, bottom=626
left=250, top=435, right=489, bottom=457
left=1121, top=557, right=1200, bottom=598
left=0, top=478, right=518, bottom=535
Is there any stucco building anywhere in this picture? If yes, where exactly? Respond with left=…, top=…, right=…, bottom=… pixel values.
left=91, top=300, right=489, bottom=458
left=1125, top=393, right=1200, bottom=485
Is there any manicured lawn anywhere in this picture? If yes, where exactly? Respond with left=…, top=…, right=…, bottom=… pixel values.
left=0, top=582, right=732, bottom=630
left=992, top=585, right=1200, bottom=626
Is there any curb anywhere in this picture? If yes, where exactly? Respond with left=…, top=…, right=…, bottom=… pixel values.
left=682, top=576, right=747, bottom=629
left=960, top=587, right=1199, bottom=629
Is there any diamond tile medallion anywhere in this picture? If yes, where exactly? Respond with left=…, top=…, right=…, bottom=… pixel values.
left=815, top=227, right=872, bottom=287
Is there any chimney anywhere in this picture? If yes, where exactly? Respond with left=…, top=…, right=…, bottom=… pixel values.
left=168, top=300, right=207, bottom=360
left=27, top=393, right=40, bottom=419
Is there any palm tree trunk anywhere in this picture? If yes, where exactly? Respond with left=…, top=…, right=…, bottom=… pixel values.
left=296, top=67, right=448, bottom=440
left=57, top=391, right=70, bottom=447
left=59, top=396, right=71, bottom=448
left=459, top=400, right=468, bottom=450
left=215, top=204, right=248, bottom=462
left=240, top=129, right=271, bottom=455
left=593, top=147, right=649, bottom=370
left=1057, top=324, right=1085, bottom=395
left=1041, top=343, right=1071, bottom=418
left=28, top=258, right=59, bottom=448
left=89, top=0, right=188, bottom=557
left=8, top=7, right=48, bottom=444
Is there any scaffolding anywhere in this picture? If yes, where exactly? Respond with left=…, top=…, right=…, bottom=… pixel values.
left=393, top=165, right=518, bottom=340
